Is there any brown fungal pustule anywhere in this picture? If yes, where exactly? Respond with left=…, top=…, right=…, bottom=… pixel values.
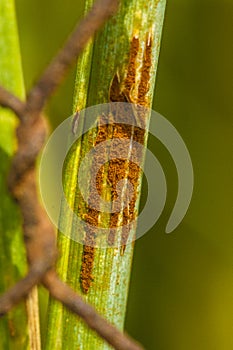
left=80, top=119, right=112, bottom=293
left=122, top=36, right=139, bottom=102
left=80, top=33, right=153, bottom=282
left=138, top=34, right=152, bottom=106
left=107, top=34, right=153, bottom=252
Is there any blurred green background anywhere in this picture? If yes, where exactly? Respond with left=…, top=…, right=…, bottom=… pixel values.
left=15, top=0, right=233, bottom=349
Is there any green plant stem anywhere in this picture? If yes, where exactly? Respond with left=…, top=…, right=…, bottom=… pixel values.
left=45, top=0, right=166, bottom=349
left=44, top=1, right=95, bottom=348
left=0, top=1, right=40, bottom=349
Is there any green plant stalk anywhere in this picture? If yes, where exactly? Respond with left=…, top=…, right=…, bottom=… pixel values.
left=45, top=0, right=166, bottom=349
left=44, top=0, right=95, bottom=348
left=0, top=1, right=40, bottom=349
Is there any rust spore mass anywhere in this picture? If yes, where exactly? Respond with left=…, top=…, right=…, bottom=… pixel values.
left=123, top=36, right=139, bottom=101
left=80, top=244, right=95, bottom=294
left=81, top=34, right=152, bottom=270
left=138, top=34, right=152, bottom=106
left=109, top=34, right=152, bottom=108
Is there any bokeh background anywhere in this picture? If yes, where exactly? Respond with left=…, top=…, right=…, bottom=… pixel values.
left=15, top=1, right=233, bottom=349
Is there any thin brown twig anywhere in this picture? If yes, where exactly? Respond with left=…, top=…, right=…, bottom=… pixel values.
left=0, top=265, right=49, bottom=316
left=0, top=86, right=26, bottom=119
left=0, top=0, right=145, bottom=349
left=26, top=0, right=119, bottom=114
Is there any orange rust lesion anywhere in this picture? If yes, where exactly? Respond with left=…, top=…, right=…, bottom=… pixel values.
left=109, top=36, right=139, bottom=104
left=108, top=33, right=153, bottom=251
left=80, top=121, right=112, bottom=293
left=138, top=34, right=152, bottom=106
left=80, top=33, right=153, bottom=290
left=107, top=157, right=141, bottom=248
left=80, top=243, right=95, bottom=294
left=123, top=36, right=139, bottom=102
left=80, top=207, right=98, bottom=293
left=109, top=33, right=153, bottom=108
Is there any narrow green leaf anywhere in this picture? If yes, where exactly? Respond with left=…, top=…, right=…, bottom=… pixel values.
left=45, top=0, right=166, bottom=349
left=0, top=1, right=40, bottom=349
left=44, top=0, right=95, bottom=348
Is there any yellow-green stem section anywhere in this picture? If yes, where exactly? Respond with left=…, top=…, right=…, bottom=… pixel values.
left=45, top=1, right=166, bottom=349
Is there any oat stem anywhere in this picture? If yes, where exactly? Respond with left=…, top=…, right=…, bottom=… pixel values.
left=45, top=0, right=166, bottom=349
